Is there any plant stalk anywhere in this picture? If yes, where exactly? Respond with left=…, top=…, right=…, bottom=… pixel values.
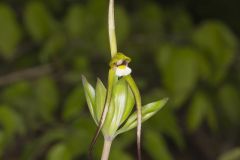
left=101, top=138, right=112, bottom=160
left=108, top=0, right=117, bottom=57
left=99, top=0, right=115, bottom=160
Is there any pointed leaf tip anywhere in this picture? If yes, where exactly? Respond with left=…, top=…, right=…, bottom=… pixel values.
left=116, top=97, right=168, bottom=136
left=82, top=75, right=98, bottom=124
left=95, top=78, right=107, bottom=121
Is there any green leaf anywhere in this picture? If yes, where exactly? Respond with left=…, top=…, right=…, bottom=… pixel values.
left=116, top=98, right=168, bottom=135
left=24, top=1, right=56, bottom=42
left=186, top=92, right=217, bottom=132
left=63, top=84, right=85, bottom=121
left=64, top=129, right=91, bottom=157
left=143, top=130, right=173, bottom=160
left=0, top=131, right=4, bottom=156
left=21, top=128, right=66, bottom=160
left=115, top=6, right=130, bottom=46
left=0, top=105, right=25, bottom=137
left=110, top=147, right=133, bottom=160
left=0, top=81, right=41, bottom=129
left=95, top=78, right=107, bottom=121
left=113, top=131, right=135, bottom=149
left=82, top=76, right=97, bottom=124
left=40, top=33, right=66, bottom=62
left=64, top=5, right=85, bottom=37
left=47, top=143, right=71, bottom=160
left=157, top=45, right=199, bottom=107
left=0, top=4, right=22, bottom=58
left=193, top=21, right=237, bottom=84
left=167, top=8, right=193, bottom=34
left=64, top=117, right=96, bottom=157
left=148, top=106, right=185, bottom=149
left=136, top=2, right=164, bottom=33
left=1, top=81, right=32, bottom=108
left=34, top=77, right=59, bottom=122
left=219, top=147, right=240, bottom=160
left=218, top=84, right=240, bottom=126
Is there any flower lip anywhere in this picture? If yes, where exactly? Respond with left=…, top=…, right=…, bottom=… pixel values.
left=115, top=65, right=132, bottom=77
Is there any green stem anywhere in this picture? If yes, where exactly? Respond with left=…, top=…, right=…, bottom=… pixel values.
left=101, top=138, right=112, bottom=160
left=90, top=0, right=118, bottom=158
left=108, top=0, right=117, bottom=57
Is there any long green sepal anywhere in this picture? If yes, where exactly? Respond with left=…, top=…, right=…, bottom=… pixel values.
left=116, top=98, right=169, bottom=135
left=82, top=76, right=97, bottom=124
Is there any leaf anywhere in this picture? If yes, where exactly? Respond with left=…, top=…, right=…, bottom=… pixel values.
left=110, top=147, right=133, bottom=160
left=157, top=45, right=199, bottom=107
left=95, top=78, right=107, bottom=121
left=167, top=8, right=193, bottom=34
left=135, top=2, right=164, bottom=33
left=0, top=81, right=41, bottom=129
left=116, top=98, right=168, bottom=135
left=0, top=105, right=25, bottom=137
left=1, top=81, right=32, bottom=108
left=64, top=129, right=90, bottom=157
left=21, top=128, right=66, bottom=160
left=143, top=130, right=173, bottom=160
left=24, top=1, right=56, bottom=42
left=218, top=84, right=240, bottom=126
left=82, top=76, right=97, bottom=124
left=186, top=91, right=216, bottom=132
left=218, top=147, right=240, bottom=160
left=65, top=117, right=96, bottom=157
left=47, top=143, right=71, bottom=160
left=115, top=6, right=130, bottom=46
left=34, top=77, right=59, bottom=122
left=64, top=5, right=85, bottom=37
left=63, top=84, right=85, bottom=121
left=149, top=106, right=185, bottom=149
left=0, top=131, right=4, bottom=156
left=40, top=33, right=66, bottom=62
left=193, top=21, right=237, bottom=84
left=0, top=4, right=22, bottom=58
left=113, top=131, right=135, bottom=149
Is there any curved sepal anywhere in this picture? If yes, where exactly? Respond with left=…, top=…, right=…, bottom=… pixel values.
left=102, top=79, right=128, bottom=136
left=116, top=98, right=168, bottom=136
left=120, top=86, right=135, bottom=124
left=81, top=75, right=97, bottom=124
left=95, top=78, right=107, bottom=122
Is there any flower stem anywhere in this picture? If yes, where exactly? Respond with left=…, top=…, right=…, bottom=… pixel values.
left=101, top=138, right=112, bottom=160
left=108, top=0, right=117, bottom=58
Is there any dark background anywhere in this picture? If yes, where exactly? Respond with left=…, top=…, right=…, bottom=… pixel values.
left=0, top=0, right=240, bottom=159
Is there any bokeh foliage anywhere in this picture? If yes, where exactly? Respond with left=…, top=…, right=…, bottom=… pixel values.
left=0, top=0, right=240, bottom=160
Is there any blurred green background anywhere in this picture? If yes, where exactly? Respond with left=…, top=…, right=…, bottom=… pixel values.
left=0, top=0, right=240, bottom=160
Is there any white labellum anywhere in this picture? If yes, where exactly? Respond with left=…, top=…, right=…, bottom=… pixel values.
left=115, top=65, right=132, bottom=77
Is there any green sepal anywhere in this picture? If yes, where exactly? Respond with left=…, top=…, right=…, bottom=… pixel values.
left=102, top=79, right=129, bottom=136
left=95, top=78, right=107, bottom=122
left=116, top=98, right=168, bottom=136
left=81, top=75, right=97, bottom=124
left=120, top=86, right=135, bottom=124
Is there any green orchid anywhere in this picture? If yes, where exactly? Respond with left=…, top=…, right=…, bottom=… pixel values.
left=82, top=75, right=168, bottom=139
left=82, top=0, right=168, bottom=160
